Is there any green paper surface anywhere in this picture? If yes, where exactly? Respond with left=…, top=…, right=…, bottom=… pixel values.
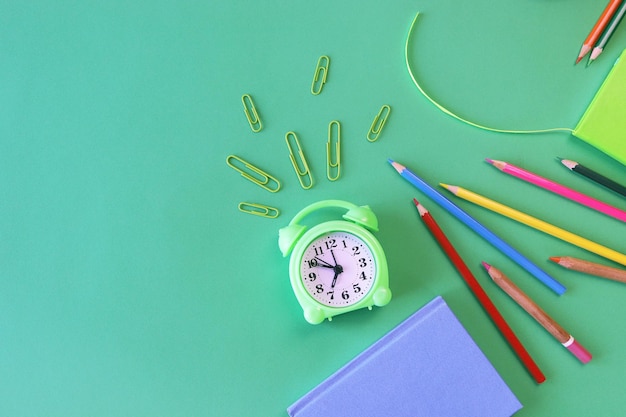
left=1, top=1, right=625, bottom=417
left=574, top=49, right=626, bottom=165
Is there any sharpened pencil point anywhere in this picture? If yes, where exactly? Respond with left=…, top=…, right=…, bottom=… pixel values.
left=549, top=257, right=562, bottom=263
left=481, top=261, right=491, bottom=271
left=485, top=158, right=494, bottom=165
left=413, top=199, right=428, bottom=216
left=388, top=159, right=405, bottom=173
left=440, top=183, right=459, bottom=194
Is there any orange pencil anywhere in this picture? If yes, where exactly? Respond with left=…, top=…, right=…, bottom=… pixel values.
left=575, top=0, right=623, bottom=64
left=550, top=256, right=626, bottom=283
left=483, top=262, right=592, bottom=364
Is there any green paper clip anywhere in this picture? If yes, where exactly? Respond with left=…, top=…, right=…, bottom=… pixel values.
left=326, top=120, right=341, bottom=181
left=366, top=104, right=391, bottom=142
left=241, top=94, right=262, bottom=132
left=310, top=55, right=330, bottom=95
left=238, top=202, right=280, bottom=218
left=285, top=131, right=314, bottom=189
left=226, top=155, right=281, bottom=192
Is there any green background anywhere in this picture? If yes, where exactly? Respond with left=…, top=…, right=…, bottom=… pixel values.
left=2, top=0, right=625, bottom=416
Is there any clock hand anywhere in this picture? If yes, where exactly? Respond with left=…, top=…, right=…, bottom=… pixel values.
left=314, top=256, right=335, bottom=269
left=330, top=249, right=338, bottom=266
left=330, top=263, right=344, bottom=288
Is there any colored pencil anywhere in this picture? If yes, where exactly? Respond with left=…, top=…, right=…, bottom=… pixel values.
left=482, top=262, right=592, bottom=364
left=441, top=184, right=626, bottom=266
left=388, top=159, right=566, bottom=294
left=559, top=158, right=626, bottom=197
left=486, top=159, right=626, bottom=223
left=414, top=200, right=546, bottom=383
left=550, top=256, right=626, bottom=283
left=575, top=0, right=623, bottom=64
left=589, top=1, right=626, bottom=64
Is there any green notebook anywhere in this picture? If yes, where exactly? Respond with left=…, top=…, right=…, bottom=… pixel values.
left=573, top=49, right=626, bottom=166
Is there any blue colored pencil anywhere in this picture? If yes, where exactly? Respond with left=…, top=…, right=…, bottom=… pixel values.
left=388, top=159, right=566, bottom=295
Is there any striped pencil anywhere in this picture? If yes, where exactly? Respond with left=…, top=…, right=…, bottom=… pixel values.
left=414, top=200, right=546, bottom=383
left=482, top=262, right=592, bottom=364
left=575, top=0, right=623, bottom=64
left=486, top=159, right=626, bottom=222
left=559, top=158, right=626, bottom=197
left=550, top=256, right=626, bottom=283
left=389, top=159, right=566, bottom=294
left=441, top=183, right=626, bottom=266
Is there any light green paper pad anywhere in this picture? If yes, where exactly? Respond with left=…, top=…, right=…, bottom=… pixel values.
left=573, top=49, right=626, bottom=166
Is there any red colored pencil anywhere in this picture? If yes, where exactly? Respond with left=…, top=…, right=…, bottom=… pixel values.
left=575, top=0, right=623, bottom=64
left=413, top=199, right=546, bottom=384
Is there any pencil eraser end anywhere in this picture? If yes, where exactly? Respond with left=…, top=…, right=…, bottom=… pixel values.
left=565, top=339, right=592, bottom=364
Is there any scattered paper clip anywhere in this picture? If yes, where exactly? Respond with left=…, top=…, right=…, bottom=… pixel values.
left=326, top=120, right=341, bottom=181
left=226, top=155, right=281, bottom=192
left=241, top=94, right=263, bottom=132
left=238, top=202, right=280, bottom=218
left=366, top=104, right=391, bottom=142
left=310, top=55, right=330, bottom=95
left=285, top=131, right=314, bottom=189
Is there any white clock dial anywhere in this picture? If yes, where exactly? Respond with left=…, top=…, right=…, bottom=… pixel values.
left=300, top=231, right=376, bottom=307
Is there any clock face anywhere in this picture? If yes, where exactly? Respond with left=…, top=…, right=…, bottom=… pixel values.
left=300, top=231, right=376, bottom=307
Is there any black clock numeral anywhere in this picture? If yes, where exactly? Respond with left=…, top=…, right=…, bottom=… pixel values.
left=315, top=284, right=324, bottom=293
left=353, top=283, right=362, bottom=293
left=352, top=246, right=360, bottom=256
left=341, top=290, right=350, bottom=300
left=324, top=239, right=337, bottom=250
left=359, top=271, right=368, bottom=280
left=306, top=259, right=318, bottom=268
left=308, top=272, right=317, bottom=282
left=314, top=246, right=324, bottom=256
left=358, top=258, right=367, bottom=268
left=327, top=290, right=334, bottom=300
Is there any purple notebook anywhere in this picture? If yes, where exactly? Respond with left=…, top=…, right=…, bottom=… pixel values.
left=288, top=296, right=522, bottom=417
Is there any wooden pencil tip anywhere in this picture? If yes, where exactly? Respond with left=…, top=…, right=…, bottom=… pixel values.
left=549, top=257, right=561, bottom=263
left=388, top=159, right=404, bottom=173
left=481, top=261, right=491, bottom=271
left=575, top=56, right=583, bottom=65
left=559, top=159, right=576, bottom=170
left=413, top=199, right=428, bottom=216
left=485, top=158, right=494, bottom=165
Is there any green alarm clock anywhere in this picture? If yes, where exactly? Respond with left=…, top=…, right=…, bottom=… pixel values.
left=278, top=200, right=392, bottom=324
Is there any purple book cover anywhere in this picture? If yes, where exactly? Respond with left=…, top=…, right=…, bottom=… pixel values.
left=287, top=296, right=522, bottom=417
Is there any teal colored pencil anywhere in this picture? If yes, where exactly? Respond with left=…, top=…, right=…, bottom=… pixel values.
left=388, top=159, right=566, bottom=295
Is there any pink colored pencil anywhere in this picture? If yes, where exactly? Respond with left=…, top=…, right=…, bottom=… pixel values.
left=486, top=159, right=626, bottom=223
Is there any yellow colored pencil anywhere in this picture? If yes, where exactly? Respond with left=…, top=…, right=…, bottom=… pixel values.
left=441, top=184, right=626, bottom=267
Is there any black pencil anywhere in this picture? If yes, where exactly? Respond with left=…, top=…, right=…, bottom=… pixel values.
left=559, top=158, right=626, bottom=198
